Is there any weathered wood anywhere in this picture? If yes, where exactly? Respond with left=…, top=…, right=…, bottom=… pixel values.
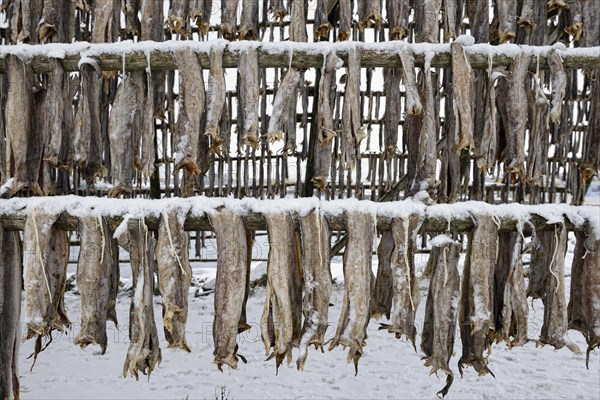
left=0, top=42, right=598, bottom=73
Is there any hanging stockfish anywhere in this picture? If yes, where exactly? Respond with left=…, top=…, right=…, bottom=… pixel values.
left=341, top=48, right=364, bottom=170
left=189, top=0, right=205, bottom=30
left=268, top=68, right=301, bottom=145
left=39, top=0, right=64, bottom=42
left=516, top=0, right=534, bottom=29
left=157, top=207, right=192, bottom=352
left=421, top=236, right=461, bottom=398
left=443, top=0, right=459, bottom=41
left=118, top=219, right=162, bottom=379
left=451, top=42, right=474, bottom=152
left=206, top=46, right=227, bottom=155
left=221, top=0, right=239, bottom=41
left=107, top=76, right=140, bottom=198
left=526, top=68, right=549, bottom=191
left=581, top=0, right=600, bottom=46
left=527, top=230, right=551, bottom=299
left=371, top=230, right=394, bottom=320
left=58, top=76, right=80, bottom=177
left=5, top=55, right=41, bottom=196
left=466, top=0, right=489, bottom=43
left=10, top=0, right=33, bottom=42
left=91, top=0, right=117, bottom=43
left=43, top=59, right=65, bottom=170
left=261, top=213, right=302, bottom=371
left=313, top=51, right=342, bottom=191
left=399, top=47, right=423, bottom=115
left=73, top=59, right=103, bottom=185
left=583, top=232, right=600, bottom=368
left=269, top=0, right=287, bottom=21
left=0, top=229, right=22, bottom=400
left=564, top=0, right=583, bottom=39
left=297, top=209, right=332, bottom=371
left=388, top=0, right=411, bottom=40
left=140, top=70, right=156, bottom=178
left=568, top=231, right=587, bottom=333
left=200, top=0, right=213, bottom=36
left=168, top=0, right=189, bottom=35
left=107, top=233, right=120, bottom=327
left=24, top=210, right=71, bottom=365
left=476, top=70, right=505, bottom=172
left=548, top=49, right=566, bottom=123
left=414, top=0, right=442, bottom=43
left=338, top=0, right=352, bottom=41
left=496, top=0, right=517, bottom=43
left=174, top=48, right=205, bottom=176
left=314, top=0, right=331, bottom=40
left=123, top=0, right=141, bottom=37
left=493, top=232, right=528, bottom=347
left=73, top=216, right=112, bottom=354
left=383, top=68, right=401, bottom=156
left=358, top=0, right=383, bottom=29
left=289, top=0, right=308, bottom=42
left=379, top=215, right=422, bottom=347
left=538, top=224, right=581, bottom=353
left=210, top=209, right=252, bottom=370
left=329, top=211, right=375, bottom=375
left=239, top=47, right=260, bottom=149
left=240, top=0, right=259, bottom=40
left=577, top=74, right=600, bottom=204
left=503, top=52, right=532, bottom=183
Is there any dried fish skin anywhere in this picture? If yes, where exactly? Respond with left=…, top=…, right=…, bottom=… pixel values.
left=527, top=230, right=550, bottom=299
left=261, top=213, right=303, bottom=371
left=289, top=0, right=308, bottom=42
left=5, top=55, right=37, bottom=196
left=74, top=216, right=112, bottom=354
left=516, top=0, right=535, bottom=28
left=539, top=224, right=581, bottom=354
left=239, top=48, right=260, bottom=149
left=174, top=48, right=205, bottom=175
left=341, top=48, right=364, bottom=170
left=421, top=238, right=460, bottom=398
left=268, top=68, right=301, bottom=146
left=476, top=70, right=505, bottom=172
left=43, top=59, right=65, bottom=168
left=458, top=215, right=497, bottom=377
left=119, top=219, right=162, bottom=380
left=107, top=234, right=120, bottom=327
left=168, top=0, right=189, bottom=35
left=221, top=0, right=239, bottom=41
left=443, top=0, right=459, bottom=41
left=567, top=231, right=587, bottom=333
left=240, top=0, right=259, bottom=40
left=497, top=0, right=517, bottom=43
left=380, top=215, right=422, bottom=348
left=108, top=76, right=140, bottom=197
left=123, top=0, right=141, bottom=37
left=388, top=0, right=411, bottom=40
left=338, top=0, right=352, bottom=41
left=371, top=230, right=394, bottom=320
left=140, top=74, right=156, bottom=178
left=46, top=228, right=71, bottom=330
left=0, top=230, right=22, bottom=400
left=451, top=42, right=475, bottom=153
left=583, top=234, right=600, bottom=368
left=205, top=46, right=227, bottom=155
left=547, top=49, right=566, bottom=123
left=157, top=208, right=192, bottom=352
left=398, top=47, right=423, bottom=115
left=140, top=0, right=164, bottom=41
left=210, top=209, right=251, bottom=370
left=329, top=211, right=375, bottom=374
left=314, top=0, right=331, bottom=40
left=358, top=0, right=383, bottom=30
left=297, top=209, right=332, bottom=371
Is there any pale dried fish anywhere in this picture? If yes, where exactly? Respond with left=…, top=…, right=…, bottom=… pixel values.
left=341, top=48, right=364, bottom=170
left=39, top=0, right=62, bottom=42
left=358, top=0, right=383, bottom=29
left=517, top=0, right=534, bottom=28
left=123, top=0, right=141, bottom=36
left=399, top=47, right=423, bottom=115
left=443, top=0, right=458, bottom=40
left=451, top=42, right=475, bottom=152
left=289, top=0, right=308, bottom=42
left=240, top=0, right=259, bottom=40
left=43, top=59, right=65, bottom=168
left=583, top=233, right=600, bottom=368
left=270, top=0, right=287, bottom=21
left=371, top=230, right=394, bottom=320
left=476, top=70, right=505, bottom=172
left=527, top=230, right=550, bottom=299
left=221, top=0, right=239, bottom=41
left=268, top=68, right=301, bottom=146
left=384, top=68, right=401, bottom=155
left=314, top=0, right=331, bottom=39
left=168, top=0, right=189, bottom=35
left=388, top=0, right=411, bottom=40
left=91, top=0, right=117, bottom=43
left=497, top=0, right=517, bottom=43
left=547, top=49, right=566, bottom=123
left=338, top=0, right=352, bottom=41
left=205, top=46, right=227, bottom=155
left=329, top=211, right=375, bottom=375
left=414, top=0, right=442, bottom=43
left=297, top=209, right=332, bottom=371
left=567, top=231, right=587, bottom=333
left=239, top=48, right=260, bottom=149
left=466, top=0, right=489, bottom=43
left=421, top=237, right=461, bottom=398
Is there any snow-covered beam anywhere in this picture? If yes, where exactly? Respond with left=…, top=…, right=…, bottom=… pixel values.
left=0, top=39, right=598, bottom=73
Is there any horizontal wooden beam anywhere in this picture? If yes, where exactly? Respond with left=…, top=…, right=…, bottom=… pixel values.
left=0, top=40, right=598, bottom=73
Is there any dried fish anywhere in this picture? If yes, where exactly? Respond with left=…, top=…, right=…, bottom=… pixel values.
left=539, top=224, right=581, bottom=353
left=568, top=231, right=587, bottom=333
left=11, top=0, right=33, bottom=42
left=239, top=48, right=260, bottom=149
left=189, top=0, right=205, bottom=27
left=289, top=0, right=307, bottom=42
left=118, top=219, right=162, bottom=379
left=341, top=48, right=364, bottom=170
left=399, top=47, right=423, bottom=115
left=583, top=233, right=600, bottom=368
left=358, top=0, right=383, bottom=29
left=107, top=233, right=120, bottom=327
left=168, top=0, right=189, bottom=35
left=548, top=49, right=566, bottom=123
left=497, top=0, right=517, bottom=43
left=74, top=216, right=112, bottom=354
left=329, top=211, right=375, bottom=374
left=383, top=68, right=402, bottom=155
left=371, top=230, right=394, bottom=320
left=451, top=42, right=475, bottom=152
left=210, top=209, right=252, bottom=370
left=443, top=0, right=458, bottom=41
left=476, top=70, right=505, bottom=172
left=268, top=68, right=301, bottom=146
left=313, top=51, right=342, bottom=191
left=200, top=0, right=213, bottom=36
left=206, top=46, right=227, bottom=155
left=269, top=0, right=287, bottom=21
left=466, top=0, right=489, bottom=43
left=221, top=0, right=239, bottom=41
left=414, top=0, right=442, bottom=43
left=261, top=213, right=302, bottom=371
left=108, top=76, right=140, bottom=197
left=338, top=0, right=352, bottom=41
left=494, top=232, right=528, bottom=347
left=140, top=0, right=164, bottom=40
left=157, top=208, right=192, bottom=352
left=297, top=209, right=332, bottom=371
left=314, top=0, right=331, bottom=39
left=123, top=0, right=141, bottom=37
left=421, top=237, right=461, bottom=398
left=43, top=59, right=65, bottom=168
left=140, top=72, right=156, bottom=178
left=174, top=48, right=205, bottom=175
left=581, top=0, right=600, bottom=46
left=527, top=230, right=550, bottom=299
left=91, top=0, right=117, bottom=43
left=458, top=215, right=497, bottom=377
left=240, top=0, right=259, bottom=40
left=388, top=0, right=411, bottom=40
left=380, top=215, right=422, bottom=348
left=0, top=230, right=22, bottom=400
left=517, top=0, right=534, bottom=29
left=39, top=0, right=63, bottom=42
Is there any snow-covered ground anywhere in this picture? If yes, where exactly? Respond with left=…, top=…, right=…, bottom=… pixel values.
left=18, top=235, right=600, bottom=399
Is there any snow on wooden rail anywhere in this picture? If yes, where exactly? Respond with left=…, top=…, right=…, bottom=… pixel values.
left=0, top=196, right=598, bottom=236
left=0, top=39, right=598, bottom=73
